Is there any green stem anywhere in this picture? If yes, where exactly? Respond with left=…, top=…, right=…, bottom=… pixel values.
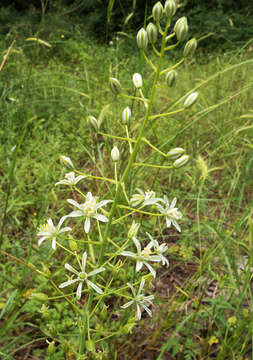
left=98, top=17, right=171, bottom=265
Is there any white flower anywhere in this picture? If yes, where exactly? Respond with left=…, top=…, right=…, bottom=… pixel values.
left=156, top=196, right=182, bottom=232
left=55, top=172, right=86, bottom=186
left=146, top=232, right=169, bottom=267
left=66, top=192, right=112, bottom=233
left=121, top=277, right=155, bottom=320
left=130, top=188, right=162, bottom=208
left=121, top=237, right=161, bottom=278
left=59, top=252, right=105, bottom=299
left=37, top=217, right=71, bottom=250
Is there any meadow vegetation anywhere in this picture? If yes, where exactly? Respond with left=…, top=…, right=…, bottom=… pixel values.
left=0, top=2, right=253, bottom=359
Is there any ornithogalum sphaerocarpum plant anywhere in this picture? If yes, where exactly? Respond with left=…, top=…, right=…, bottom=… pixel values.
left=35, top=1, right=199, bottom=357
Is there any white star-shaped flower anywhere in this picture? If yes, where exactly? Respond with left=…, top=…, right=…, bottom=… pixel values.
left=59, top=251, right=105, bottom=300
left=156, top=196, right=182, bottom=232
left=121, top=277, right=154, bottom=320
left=66, top=192, right=112, bottom=233
left=146, top=232, right=169, bottom=267
left=130, top=188, right=162, bottom=208
left=55, top=172, right=86, bottom=186
left=37, top=217, right=71, bottom=250
left=121, top=237, right=161, bottom=278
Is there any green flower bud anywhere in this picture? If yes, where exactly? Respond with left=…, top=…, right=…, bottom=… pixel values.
left=69, top=238, right=78, bottom=251
left=184, top=92, right=198, bottom=108
left=109, top=77, right=121, bottom=95
left=174, top=17, right=188, bottom=42
left=146, top=22, right=158, bottom=44
left=111, top=146, right=120, bottom=162
left=132, top=73, right=142, bottom=89
left=166, top=69, right=178, bottom=87
left=122, top=106, right=131, bottom=125
left=152, top=2, right=163, bottom=23
left=167, top=147, right=185, bottom=159
left=128, top=221, right=140, bottom=239
left=42, top=263, right=51, bottom=277
left=173, top=154, right=189, bottom=168
left=87, top=115, right=99, bottom=132
left=184, top=38, right=197, bottom=58
left=31, top=293, right=49, bottom=301
left=47, top=341, right=56, bottom=355
left=136, top=28, right=148, bottom=50
left=86, top=340, right=95, bottom=353
left=164, top=0, right=177, bottom=18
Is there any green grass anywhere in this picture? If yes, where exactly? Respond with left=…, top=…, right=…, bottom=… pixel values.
left=0, top=7, right=253, bottom=360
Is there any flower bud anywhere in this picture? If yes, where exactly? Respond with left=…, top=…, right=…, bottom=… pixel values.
left=111, top=146, right=120, bottom=162
left=69, top=238, right=78, bottom=251
left=152, top=2, right=163, bottom=23
left=128, top=221, right=140, bottom=239
left=42, top=263, right=51, bottom=278
left=174, top=17, right=188, bottom=42
left=184, top=92, right=198, bottom=108
left=146, top=23, right=158, bottom=44
left=60, top=155, right=74, bottom=169
left=122, top=107, right=131, bottom=125
left=173, top=154, right=189, bottom=168
left=109, top=77, right=121, bottom=95
left=87, top=115, right=98, bottom=132
left=132, top=73, right=142, bottom=89
left=166, top=69, right=178, bottom=87
left=136, top=28, right=148, bottom=50
left=167, top=147, right=185, bottom=159
left=31, top=293, right=49, bottom=301
left=164, top=0, right=177, bottom=18
left=184, top=38, right=197, bottom=58
left=47, top=341, right=56, bottom=355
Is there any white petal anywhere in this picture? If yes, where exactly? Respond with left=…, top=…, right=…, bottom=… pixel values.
left=52, top=238, right=57, bottom=250
left=93, top=214, right=108, bottom=223
left=47, top=218, right=54, bottom=227
left=59, top=226, right=72, bottom=233
left=172, top=220, right=181, bottom=232
left=75, top=175, right=86, bottom=183
left=141, top=303, right=152, bottom=317
left=133, top=237, right=141, bottom=253
left=127, top=282, right=136, bottom=296
left=67, top=210, right=82, bottom=218
left=76, top=282, right=83, bottom=300
left=136, top=260, right=143, bottom=272
left=121, top=300, right=134, bottom=309
left=59, top=278, right=79, bottom=288
left=144, top=262, right=156, bottom=278
left=170, top=197, right=177, bottom=208
left=136, top=304, right=142, bottom=320
left=67, top=199, right=82, bottom=209
left=58, top=215, right=68, bottom=228
left=138, top=277, right=145, bottom=294
left=84, top=218, right=90, bottom=233
left=166, top=218, right=172, bottom=228
left=65, top=263, right=79, bottom=275
left=38, top=237, right=47, bottom=246
left=87, top=280, right=103, bottom=294
left=96, top=200, right=112, bottom=209
left=55, top=179, right=69, bottom=186
left=120, top=251, right=137, bottom=258
left=88, top=267, right=105, bottom=277
left=82, top=252, right=87, bottom=271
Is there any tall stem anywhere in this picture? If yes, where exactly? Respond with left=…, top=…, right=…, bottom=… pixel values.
left=98, top=19, right=171, bottom=265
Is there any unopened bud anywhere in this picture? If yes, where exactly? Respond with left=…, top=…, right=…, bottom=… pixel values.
left=132, top=73, right=143, bottom=89
left=87, top=115, right=98, bottom=132
left=128, top=221, right=140, bottom=239
left=152, top=2, right=163, bottom=23
left=86, top=340, right=95, bottom=353
left=122, top=106, right=131, bottom=125
left=174, top=17, right=188, bottom=42
left=166, top=70, right=178, bottom=87
left=109, top=77, right=121, bottom=95
left=32, top=293, right=49, bottom=301
left=111, top=146, right=120, bottom=162
left=47, top=341, right=56, bottom=355
left=60, top=155, right=74, bottom=169
left=173, top=154, right=189, bottom=168
left=42, top=263, right=51, bottom=277
left=146, top=23, right=158, bottom=44
left=69, top=238, right=78, bottom=251
left=167, top=147, right=185, bottom=159
left=136, top=28, right=148, bottom=50
left=184, top=38, right=197, bottom=58
left=164, top=0, right=177, bottom=18
left=184, top=92, right=198, bottom=108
